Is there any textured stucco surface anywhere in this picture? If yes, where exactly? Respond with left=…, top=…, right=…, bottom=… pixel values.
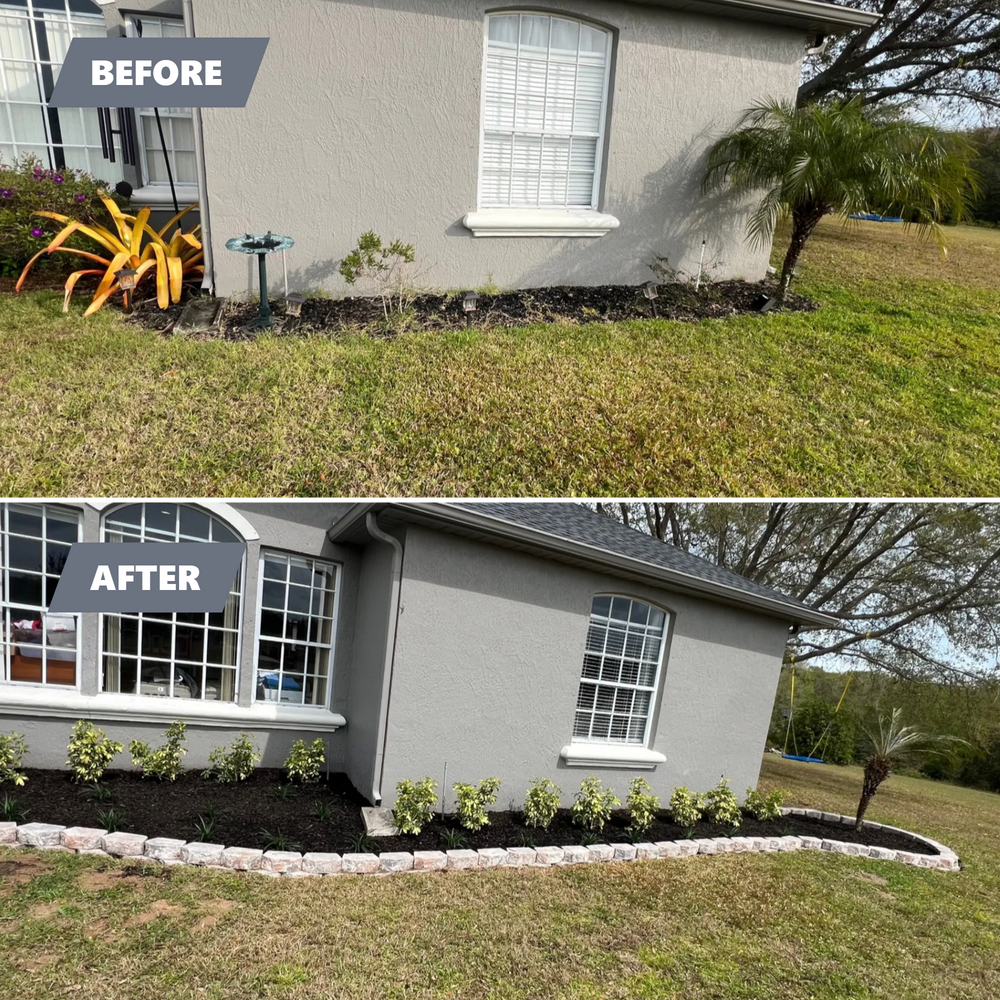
left=189, top=0, right=807, bottom=294
left=0, top=502, right=356, bottom=769
left=380, top=525, right=791, bottom=809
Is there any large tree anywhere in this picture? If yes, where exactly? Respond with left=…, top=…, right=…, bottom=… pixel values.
left=593, top=503, right=1000, bottom=680
left=799, top=1, right=1000, bottom=118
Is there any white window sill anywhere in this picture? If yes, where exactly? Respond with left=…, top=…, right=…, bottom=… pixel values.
left=560, top=743, right=666, bottom=770
left=463, top=209, right=620, bottom=238
left=0, top=686, right=345, bottom=732
left=129, top=185, right=199, bottom=208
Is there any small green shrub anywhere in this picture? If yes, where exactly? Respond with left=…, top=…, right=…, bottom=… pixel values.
left=704, top=777, right=742, bottom=829
left=669, top=786, right=704, bottom=828
left=98, top=807, right=125, bottom=833
left=83, top=782, right=113, bottom=803
left=346, top=832, right=376, bottom=854
left=66, top=720, right=123, bottom=784
left=0, top=732, right=28, bottom=786
left=440, top=827, right=469, bottom=849
left=524, top=777, right=561, bottom=830
left=626, top=777, right=660, bottom=835
left=338, top=230, right=418, bottom=319
left=745, top=787, right=785, bottom=821
left=203, top=733, right=260, bottom=783
left=284, top=738, right=325, bottom=784
left=193, top=813, right=217, bottom=842
left=571, top=776, right=620, bottom=833
left=453, top=777, right=502, bottom=831
left=263, top=829, right=302, bottom=853
left=394, top=777, right=438, bottom=835
left=129, top=721, right=187, bottom=781
left=2, top=794, right=26, bottom=822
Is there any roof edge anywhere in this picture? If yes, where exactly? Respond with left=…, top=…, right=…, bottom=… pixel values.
left=331, top=502, right=839, bottom=630
left=632, top=0, right=880, bottom=32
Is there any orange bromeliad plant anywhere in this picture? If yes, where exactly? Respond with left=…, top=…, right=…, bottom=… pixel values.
left=16, top=193, right=203, bottom=315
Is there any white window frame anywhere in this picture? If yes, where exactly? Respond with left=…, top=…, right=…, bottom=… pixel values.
left=0, top=501, right=82, bottom=691
left=0, top=0, right=120, bottom=175
left=252, top=550, right=341, bottom=712
left=97, top=502, right=246, bottom=704
left=465, top=9, right=619, bottom=238
left=561, top=594, right=670, bottom=770
left=128, top=13, right=198, bottom=201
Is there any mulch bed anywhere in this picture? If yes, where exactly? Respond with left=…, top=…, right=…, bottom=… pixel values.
left=8, top=768, right=936, bottom=857
left=116, top=280, right=816, bottom=340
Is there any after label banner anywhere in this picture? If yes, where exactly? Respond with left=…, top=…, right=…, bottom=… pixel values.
left=48, top=543, right=246, bottom=614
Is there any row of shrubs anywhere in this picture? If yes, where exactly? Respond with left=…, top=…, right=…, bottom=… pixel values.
left=0, top=723, right=325, bottom=787
left=395, top=774, right=785, bottom=838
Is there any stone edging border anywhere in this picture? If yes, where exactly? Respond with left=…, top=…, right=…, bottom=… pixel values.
left=0, top=806, right=960, bottom=877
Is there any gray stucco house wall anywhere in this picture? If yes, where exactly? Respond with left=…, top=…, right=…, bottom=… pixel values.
left=0, top=501, right=835, bottom=807
left=87, top=0, right=876, bottom=296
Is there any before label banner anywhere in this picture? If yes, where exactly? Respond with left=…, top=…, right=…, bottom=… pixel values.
left=48, top=37, right=269, bottom=108
left=48, top=543, right=246, bottom=614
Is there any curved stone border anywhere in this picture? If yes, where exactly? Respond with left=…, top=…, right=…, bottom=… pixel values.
left=0, top=807, right=960, bottom=877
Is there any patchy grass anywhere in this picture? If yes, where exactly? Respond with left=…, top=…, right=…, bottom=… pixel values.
left=1, top=219, right=999, bottom=496
left=1, top=756, right=997, bottom=1000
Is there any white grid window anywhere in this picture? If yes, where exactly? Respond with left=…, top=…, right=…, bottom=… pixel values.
left=100, top=504, right=243, bottom=702
left=133, top=16, right=196, bottom=186
left=0, top=0, right=122, bottom=175
left=1, top=502, right=81, bottom=688
left=479, top=12, right=611, bottom=209
left=573, top=596, right=667, bottom=744
left=255, top=552, right=338, bottom=709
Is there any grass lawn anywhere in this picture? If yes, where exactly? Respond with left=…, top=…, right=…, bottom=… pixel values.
left=1, top=756, right=998, bottom=1000
left=1, top=219, right=999, bottom=496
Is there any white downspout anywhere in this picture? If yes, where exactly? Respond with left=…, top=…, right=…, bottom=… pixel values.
left=364, top=512, right=403, bottom=806
left=181, top=0, right=215, bottom=294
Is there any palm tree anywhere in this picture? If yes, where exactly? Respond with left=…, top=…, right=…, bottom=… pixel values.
left=855, top=708, right=958, bottom=830
left=703, top=99, right=979, bottom=301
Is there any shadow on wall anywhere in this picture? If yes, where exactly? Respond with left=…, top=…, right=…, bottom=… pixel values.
left=506, top=128, right=755, bottom=289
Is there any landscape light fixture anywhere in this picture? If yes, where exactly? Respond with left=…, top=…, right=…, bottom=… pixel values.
left=461, top=290, right=479, bottom=324
left=115, top=266, right=137, bottom=312
left=284, top=292, right=307, bottom=318
left=642, top=281, right=659, bottom=317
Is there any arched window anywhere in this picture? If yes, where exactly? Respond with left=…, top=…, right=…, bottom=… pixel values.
left=100, top=503, right=244, bottom=702
left=479, top=12, right=612, bottom=210
left=574, top=595, right=668, bottom=744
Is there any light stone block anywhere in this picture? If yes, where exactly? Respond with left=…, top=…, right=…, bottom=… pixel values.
left=673, top=840, right=699, bottom=857
left=505, top=847, right=537, bottom=866
left=260, top=851, right=303, bottom=873
left=181, top=842, right=225, bottom=866
left=534, top=846, right=565, bottom=865
left=799, top=836, right=823, bottom=850
left=610, top=843, right=637, bottom=861
left=144, top=838, right=187, bottom=862
left=101, top=832, right=148, bottom=857
left=476, top=848, right=507, bottom=869
left=361, top=807, right=399, bottom=837
left=561, top=845, right=591, bottom=864
left=302, top=852, right=342, bottom=874
left=778, top=837, right=802, bottom=851
left=655, top=841, right=682, bottom=858
left=694, top=839, right=718, bottom=855
left=379, top=852, right=414, bottom=873
left=0, top=822, right=19, bottom=844
left=222, top=846, right=264, bottom=870
left=867, top=847, right=897, bottom=861
left=445, top=849, right=479, bottom=871
left=60, top=828, right=108, bottom=851
left=16, top=823, right=65, bottom=847
left=634, top=842, right=658, bottom=860
left=586, top=844, right=614, bottom=862
left=342, top=852, right=379, bottom=874
left=412, top=851, right=447, bottom=871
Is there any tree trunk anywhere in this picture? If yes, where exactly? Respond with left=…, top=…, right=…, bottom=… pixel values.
left=777, top=206, right=825, bottom=302
left=855, top=756, right=891, bottom=830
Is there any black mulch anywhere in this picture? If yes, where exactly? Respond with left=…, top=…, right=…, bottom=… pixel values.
left=7, top=768, right=936, bottom=857
left=117, top=280, right=816, bottom=340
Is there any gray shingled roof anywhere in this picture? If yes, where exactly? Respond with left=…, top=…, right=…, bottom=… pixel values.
left=451, top=502, right=825, bottom=620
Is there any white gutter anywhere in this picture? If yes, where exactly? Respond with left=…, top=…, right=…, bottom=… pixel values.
left=181, top=0, right=215, bottom=294
left=364, top=511, right=404, bottom=807
left=635, top=0, right=880, bottom=30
